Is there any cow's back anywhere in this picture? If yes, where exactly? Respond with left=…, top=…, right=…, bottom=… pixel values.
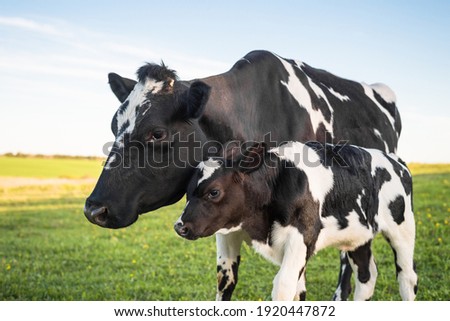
left=201, top=50, right=401, bottom=153
left=301, top=63, right=401, bottom=152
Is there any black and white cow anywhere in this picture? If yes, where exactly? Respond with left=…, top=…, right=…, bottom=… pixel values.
left=84, top=50, right=402, bottom=300
left=175, top=142, right=417, bottom=300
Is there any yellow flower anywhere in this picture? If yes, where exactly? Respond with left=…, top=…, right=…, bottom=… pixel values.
left=435, top=223, right=440, bottom=228
left=6, top=263, right=11, bottom=271
left=427, top=213, right=432, bottom=219
left=437, top=237, right=443, bottom=243
left=142, top=244, right=149, bottom=249
left=444, top=220, right=448, bottom=225
left=132, top=259, right=137, bottom=264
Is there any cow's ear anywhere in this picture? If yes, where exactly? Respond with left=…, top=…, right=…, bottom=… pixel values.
left=178, top=81, right=211, bottom=119
left=108, top=73, right=137, bottom=103
left=238, top=142, right=267, bottom=173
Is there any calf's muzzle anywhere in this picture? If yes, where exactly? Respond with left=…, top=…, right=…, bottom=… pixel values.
left=174, top=221, right=189, bottom=237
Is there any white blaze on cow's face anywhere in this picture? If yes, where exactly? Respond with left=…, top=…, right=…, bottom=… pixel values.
left=104, top=78, right=165, bottom=170
left=115, top=79, right=165, bottom=146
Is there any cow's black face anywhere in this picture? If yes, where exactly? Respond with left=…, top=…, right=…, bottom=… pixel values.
left=84, top=64, right=211, bottom=228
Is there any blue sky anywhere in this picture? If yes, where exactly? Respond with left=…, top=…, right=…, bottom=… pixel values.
left=0, top=0, right=449, bottom=162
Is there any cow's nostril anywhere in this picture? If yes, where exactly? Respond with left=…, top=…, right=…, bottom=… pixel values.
left=84, top=200, right=109, bottom=226
left=94, top=212, right=108, bottom=225
left=90, top=206, right=107, bottom=218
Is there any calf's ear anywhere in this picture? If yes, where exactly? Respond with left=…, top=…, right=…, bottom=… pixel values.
left=177, top=81, right=211, bottom=119
left=238, top=142, right=267, bottom=173
left=108, top=73, right=137, bottom=103
left=221, top=141, right=241, bottom=162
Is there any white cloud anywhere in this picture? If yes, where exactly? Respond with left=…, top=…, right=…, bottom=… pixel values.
left=0, top=55, right=105, bottom=80
left=0, top=15, right=230, bottom=80
left=0, top=16, right=70, bottom=37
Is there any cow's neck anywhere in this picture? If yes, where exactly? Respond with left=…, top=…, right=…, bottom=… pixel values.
left=197, top=72, right=255, bottom=144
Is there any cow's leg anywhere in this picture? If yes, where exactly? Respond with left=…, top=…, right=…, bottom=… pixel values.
left=272, top=230, right=307, bottom=301
left=215, top=230, right=246, bottom=301
left=382, top=218, right=418, bottom=300
left=294, top=267, right=306, bottom=301
left=332, top=251, right=353, bottom=301
left=347, top=241, right=378, bottom=301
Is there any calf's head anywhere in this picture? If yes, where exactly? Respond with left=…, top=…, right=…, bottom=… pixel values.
left=84, top=63, right=211, bottom=228
left=174, top=143, right=272, bottom=240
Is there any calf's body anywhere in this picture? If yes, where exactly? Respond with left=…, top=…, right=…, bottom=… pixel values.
left=176, top=142, right=418, bottom=300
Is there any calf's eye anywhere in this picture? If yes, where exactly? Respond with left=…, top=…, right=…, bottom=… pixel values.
left=146, top=128, right=167, bottom=142
left=208, top=189, right=220, bottom=199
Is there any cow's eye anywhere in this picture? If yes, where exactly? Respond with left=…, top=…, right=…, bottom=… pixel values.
left=208, top=189, right=220, bottom=199
left=146, top=128, right=167, bottom=142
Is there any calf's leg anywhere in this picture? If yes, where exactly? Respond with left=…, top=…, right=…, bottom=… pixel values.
left=382, top=220, right=418, bottom=300
left=272, top=229, right=307, bottom=300
left=347, top=241, right=378, bottom=301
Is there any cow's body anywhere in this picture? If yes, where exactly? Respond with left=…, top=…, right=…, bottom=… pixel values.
left=176, top=142, right=417, bottom=300
left=85, top=50, right=402, bottom=300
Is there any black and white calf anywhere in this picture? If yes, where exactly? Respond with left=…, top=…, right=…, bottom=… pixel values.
left=175, top=142, right=418, bottom=300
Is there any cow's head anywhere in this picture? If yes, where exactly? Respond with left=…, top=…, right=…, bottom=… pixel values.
left=174, top=143, right=272, bottom=240
left=84, top=63, right=211, bottom=228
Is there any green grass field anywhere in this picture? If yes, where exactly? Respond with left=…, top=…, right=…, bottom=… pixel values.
left=0, top=156, right=103, bottom=179
left=0, top=156, right=448, bottom=300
